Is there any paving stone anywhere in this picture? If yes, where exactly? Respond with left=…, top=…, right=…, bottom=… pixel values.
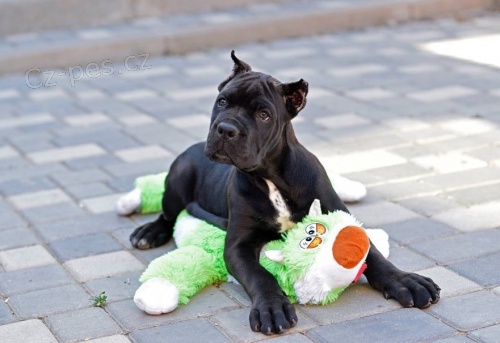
left=107, top=286, right=239, bottom=330
left=349, top=201, right=421, bottom=227
left=35, top=212, right=134, bottom=241
left=0, top=264, right=74, bottom=296
left=445, top=183, right=500, bottom=206
left=0, top=319, right=58, bottom=343
left=0, top=245, right=56, bottom=271
left=427, top=291, right=500, bottom=331
left=48, top=233, right=123, bottom=261
left=448, top=252, right=500, bottom=287
left=321, top=150, right=406, bottom=174
left=65, top=182, right=114, bottom=200
left=380, top=218, right=458, bottom=244
left=432, top=201, right=500, bottom=232
left=387, top=244, right=438, bottom=272
left=412, top=152, right=487, bottom=174
left=212, top=307, right=315, bottom=342
left=167, top=114, right=211, bottom=129
left=0, top=228, right=39, bottom=250
left=50, top=168, right=111, bottom=186
left=307, top=308, right=454, bottom=343
left=0, top=176, right=56, bottom=196
left=432, top=335, right=475, bottom=343
left=218, top=282, right=251, bottom=307
left=437, top=117, right=497, bottom=135
left=64, top=251, right=144, bottom=282
left=114, top=145, right=172, bottom=163
left=421, top=168, right=500, bottom=191
left=129, top=318, right=229, bottom=343
left=64, top=113, right=111, bottom=127
left=7, top=188, right=71, bottom=210
left=346, top=87, right=396, bottom=101
left=21, top=202, right=86, bottom=224
left=296, top=283, right=401, bottom=326
left=406, top=86, right=478, bottom=103
left=80, top=193, right=127, bottom=214
left=7, top=284, right=90, bottom=319
left=46, top=307, right=122, bottom=343
left=0, top=301, right=15, bottom=325
left=27, top=144, right=107, bottom=164
left=410, top=230, right=500, bottom=264
left=0, top=211, right=27, bottom=231
left=83, top=335, right=132, bottom=343
left=416, top=266, right=482, bottom=299
left=313, top=113, right=371, bottom=130
left=84, top=272, right=141, bottom=303
left=369, top=179, right=441, bottom=201
left=468, top=324, right=500, bottom=343
left=0, top=113, right=55, bottom=130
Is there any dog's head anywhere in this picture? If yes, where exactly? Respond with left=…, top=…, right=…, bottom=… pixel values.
left=205, top=51, right=308, bottom=172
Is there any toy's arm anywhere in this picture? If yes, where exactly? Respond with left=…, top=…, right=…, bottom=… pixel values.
left=134, top=246, right=227, bottom=315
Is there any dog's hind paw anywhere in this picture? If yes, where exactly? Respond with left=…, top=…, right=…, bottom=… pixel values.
left=330, top=175, right=367, bottom=203
left=116, top=187, right=142, bottom=215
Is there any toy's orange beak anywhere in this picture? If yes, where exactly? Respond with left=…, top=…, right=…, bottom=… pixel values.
left=332, top=226, right=370, bottom=269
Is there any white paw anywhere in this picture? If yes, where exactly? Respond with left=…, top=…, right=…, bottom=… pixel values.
left=331, top=175, right=367, bottom=203
left=116, top=187, right=142, bottom=216
left=134, top=278, right=179, bottom=315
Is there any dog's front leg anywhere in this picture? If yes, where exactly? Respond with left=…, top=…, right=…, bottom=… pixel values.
left=364, top=242, right=441, bottom=308
left=224, top=228, right=297, bottom=335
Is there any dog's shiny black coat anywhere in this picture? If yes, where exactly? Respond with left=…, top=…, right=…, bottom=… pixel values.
left=130, top=51, right=440, bottom=335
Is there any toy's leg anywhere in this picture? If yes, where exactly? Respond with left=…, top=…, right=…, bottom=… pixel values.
left=134, top=278, right=180, bottom=315
left=135, top=245, right=226, bottom=315
left=116, top=187, right=142, bottom=215
left=116, top=172, right=167, bottom=216
left=328, top=173, right=367, bottom=203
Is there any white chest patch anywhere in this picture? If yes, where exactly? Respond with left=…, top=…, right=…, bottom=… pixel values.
left=265, top=179, right=295, bottom=233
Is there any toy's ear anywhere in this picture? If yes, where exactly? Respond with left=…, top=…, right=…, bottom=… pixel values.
left=308, top=199, right=322, bottom=216
left=218, top=50, right=252, bottom=91
left=265, top=250, right=285, bottom=264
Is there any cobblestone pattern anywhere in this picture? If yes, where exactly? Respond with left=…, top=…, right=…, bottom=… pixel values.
left=0, top=13, right=500, bottom=343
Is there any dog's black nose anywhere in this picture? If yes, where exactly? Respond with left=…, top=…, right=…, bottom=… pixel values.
left=217, top=122, right=239, bottom=139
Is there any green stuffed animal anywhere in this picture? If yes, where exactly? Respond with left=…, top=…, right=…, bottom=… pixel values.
left=117, top=174, right=388, bottom=315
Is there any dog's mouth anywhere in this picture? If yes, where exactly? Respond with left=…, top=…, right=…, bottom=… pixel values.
left=211, top=150, right=233, bottom=164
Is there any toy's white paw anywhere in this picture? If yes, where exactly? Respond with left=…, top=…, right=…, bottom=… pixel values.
left=116, top=187, right=142, bottom=216
left=134, top=278, right=179, bottom=315
left=331, top=175, right=367, bottom=203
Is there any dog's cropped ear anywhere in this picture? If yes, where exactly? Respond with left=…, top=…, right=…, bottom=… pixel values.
left=282, top=79, right=308, bottom=117
left=218, top=50, right=252, bottom=91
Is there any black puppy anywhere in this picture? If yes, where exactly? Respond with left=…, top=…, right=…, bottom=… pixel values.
left=130, top=51, right=440, bottom=335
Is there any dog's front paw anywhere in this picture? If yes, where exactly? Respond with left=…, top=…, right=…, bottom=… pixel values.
left=130, top=218, right=170, bottom=249
left=249, top=294, right=298, bottom=335
left=383, top=272, right=441, bottom=309
left=134, top=278, right=179, bottom=315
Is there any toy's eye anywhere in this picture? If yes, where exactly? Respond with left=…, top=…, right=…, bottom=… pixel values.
left=299, top=236, right=323, bottom=249
left=304, top=223, right=327, bottom=236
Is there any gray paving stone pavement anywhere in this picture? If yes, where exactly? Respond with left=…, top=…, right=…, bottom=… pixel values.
left=1, top=10, right=500, bottom=343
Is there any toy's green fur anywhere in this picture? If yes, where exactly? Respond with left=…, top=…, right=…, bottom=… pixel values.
left=139, top=211, right=228, bottom=305
left=135, top=172, right=167, bottom=213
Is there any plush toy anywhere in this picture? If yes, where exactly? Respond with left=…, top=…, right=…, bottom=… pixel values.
left=131, top=198, right=389, bottom=315
left=115, top=171, right=366, bottom=216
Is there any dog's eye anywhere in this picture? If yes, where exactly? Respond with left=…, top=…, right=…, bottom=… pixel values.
left=257, top=112, right=270, bottom=121
left=218, top=99, right=227, bottom=107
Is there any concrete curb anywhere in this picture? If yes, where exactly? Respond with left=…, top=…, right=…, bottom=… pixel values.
left=0, top=0, right=496, bottom=75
